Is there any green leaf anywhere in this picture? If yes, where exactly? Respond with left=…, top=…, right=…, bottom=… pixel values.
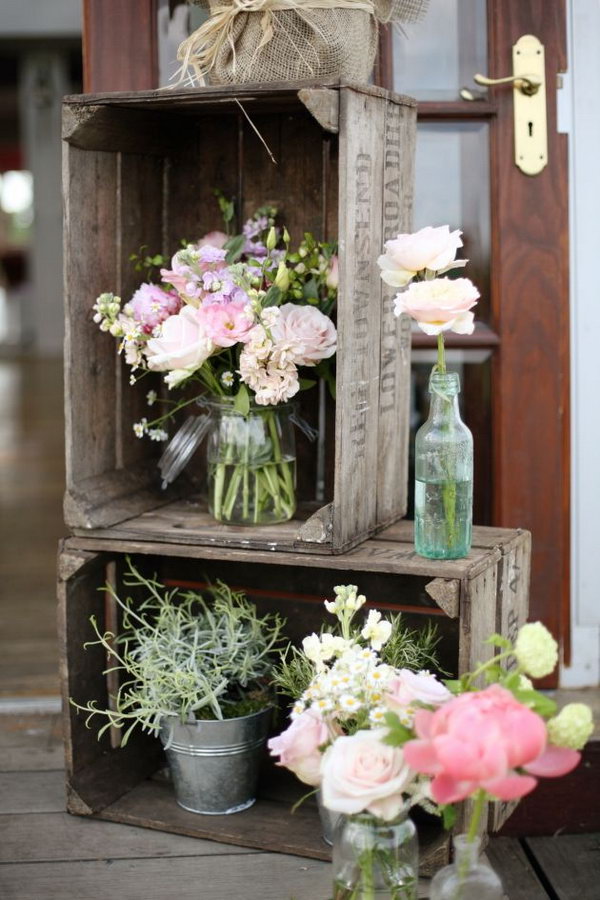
left=513, top=689, right=557, bottom=718
left=444, top=679, right=463, bottom=695
left=484, top=633, right=512, bottom=650
left=233, top=383, right=250, bottom=417
left=441, top=804, right=457, bottom=830
left=299, top=379, right=317, bottom=391
left=262, top=285, right=282, bottom=308
left=382, top=712, right=413, bottom=746
left=224, top=234, right=245, bottom=264
left=302, top=277, right=319, bottom=301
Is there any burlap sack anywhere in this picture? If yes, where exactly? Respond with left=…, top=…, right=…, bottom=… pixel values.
left=179, top=0, right=429, bottom=86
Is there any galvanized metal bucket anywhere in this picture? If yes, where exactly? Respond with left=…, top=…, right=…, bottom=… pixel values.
left=159, top=707, right=271, bottom=815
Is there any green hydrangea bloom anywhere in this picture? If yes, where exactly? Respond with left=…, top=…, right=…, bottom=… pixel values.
left=547, top=703, right=594, bottom=750
left=514, top=622, right=558, bottom=678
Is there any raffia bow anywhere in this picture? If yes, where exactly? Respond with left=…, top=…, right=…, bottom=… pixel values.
left=176, top=0, right=379, bottom=84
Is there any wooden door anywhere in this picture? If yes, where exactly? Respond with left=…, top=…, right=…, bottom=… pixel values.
left=82, top=0, right=570, bottom=679
left=379, top=0, right=570, bottom=680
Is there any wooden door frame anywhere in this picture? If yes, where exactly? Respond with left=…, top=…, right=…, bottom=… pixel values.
left=82, top=0, right=571, bottom=675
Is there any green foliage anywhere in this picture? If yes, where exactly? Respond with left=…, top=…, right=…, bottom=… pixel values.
left=72, top=559, right=285, bottom=744
left=128, top=246, right=166, bottom=277
left=382, top=712, right=414, bottom=747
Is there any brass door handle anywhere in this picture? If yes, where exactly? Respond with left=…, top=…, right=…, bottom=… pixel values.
left=461, top=34, right=548, bottom=176
left=472, top=73, right=541, bottom=96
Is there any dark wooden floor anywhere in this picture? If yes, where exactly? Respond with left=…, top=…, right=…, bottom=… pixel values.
left=0, top=711, right=599, bottom=899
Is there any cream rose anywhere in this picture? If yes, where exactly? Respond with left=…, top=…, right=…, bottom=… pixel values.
left=271, top=303, right=337, bottom=366
left=394, top=277, right=479, bottom=336
left=267, top=709, right=329, bottom=786
left=144, top=305, right=213, bottom=373
left=378, top=225, right=466, bottom=287
left=320, top=729, right=415, bottom=820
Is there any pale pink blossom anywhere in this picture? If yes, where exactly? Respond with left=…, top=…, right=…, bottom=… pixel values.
left=271, top=303, right=337, bottom=366
left=197, top=300, right=254, bottom=348
left=378, top=225, right=466, bottom=287
left=144, top=306, right=213, bottom=374
left=326, top=255, right=339, bottom=290
left=128, top=283, right=182, bottom=334
left=403, top=684, right=580, bottom=805
left=267, top=709, right=329, bottom=786
left=394, top=277, right=479, bottom=336
left=321, top=729, right=415, bottom=820
left=385, top=670, right=452, bottom=713
left=239, top=344, right=299, bottom=406
left=197, top=230, right=228, bottom=250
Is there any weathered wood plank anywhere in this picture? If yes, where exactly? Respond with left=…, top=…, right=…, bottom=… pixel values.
left=0, top=855, right=332, bottom=900
left=333, top=85, right=385, bottom=550
left=297, top=87, right=339, bottom=133
left=376, top=97, right=415, bottom=528
left=63, top=144, right=119, bottom=487
left=485, top=838, right=549, bottom=900
left=62, top=104, right=173, bottom=154
left=0, top=811, right=251, bottom=863
left=0, top=714, right=64, bottom=772
left=63, top=523, right=505, bottom=579
left=525, top=833, right=600, bottom=900
left=0, top=771, right=66, bottom=814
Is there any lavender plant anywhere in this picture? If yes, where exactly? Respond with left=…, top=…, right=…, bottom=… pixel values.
left=72, top=560, right=285, bottom=746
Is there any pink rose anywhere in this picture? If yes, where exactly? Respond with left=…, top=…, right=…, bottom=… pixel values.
left=378, top=225, right=466, bottom=287
left=403, top=685, right=580, bottom=805
left=144, top=306, right=213, bottom=373
left=267, top=709, right=329, bottom=786
left=128, top=283, right=182, bottom=334
left=385, top=670, right=452, bottom=713
left=271, top=303, right=337, bottom=366
left=197, top=300, right=254, bottom=348
left=321, top=729, right=415, bottom=820
left=198, top=230, right=228, bottom=250
left=394, top=277, right=479, bottom=336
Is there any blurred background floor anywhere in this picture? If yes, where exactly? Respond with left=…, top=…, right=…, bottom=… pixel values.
left=0, top=356, right=64, bottom=698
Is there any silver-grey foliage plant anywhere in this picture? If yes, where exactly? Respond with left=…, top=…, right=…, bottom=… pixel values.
left=72, top=559, right=285, bottom=745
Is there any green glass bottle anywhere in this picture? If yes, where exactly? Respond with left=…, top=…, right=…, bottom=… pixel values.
left=414, top=371, right=473, bottom=559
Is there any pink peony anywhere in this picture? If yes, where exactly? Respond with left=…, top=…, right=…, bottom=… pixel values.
left=394, top=277, right=479, bottom=336
left=403, top=685, right=580, bottom=804
left=378, top=225, right=466, bottom=287
left=271, top=303, right=337, bottom=366
left=128, top=283, right=182, bottom=334
left=197, top=300, right=254, bottom=348
left=267, top=709, right=329, bottom=786
left=385, top=669, right=452, bottom=713
left=144, top=305, right=213, bottom=373
left=321, top=729, right=415, bottom=820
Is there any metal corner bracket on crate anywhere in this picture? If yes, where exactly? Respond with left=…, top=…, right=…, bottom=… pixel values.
left=62, top=81, right=416, bottom=555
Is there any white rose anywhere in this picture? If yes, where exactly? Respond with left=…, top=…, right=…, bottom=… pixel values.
left=144, top=306, right=213, bottom=373
left=271, top=303, right=337, bottom=366
left=321, top=729, right=415, bottom=820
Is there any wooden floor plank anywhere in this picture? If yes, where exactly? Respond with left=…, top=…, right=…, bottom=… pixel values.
left=525, top=834, right=600, bottom=900
left=486, top=838, right=549, bottom=899
left=0, top=854, right=331, bottom=900
left=0, top=771, right=66, bottom=814
left=0, top=713, right=64, bottom=771
left=0, top=812, right=255, bottom=863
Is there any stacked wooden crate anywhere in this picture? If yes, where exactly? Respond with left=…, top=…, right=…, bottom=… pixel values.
left=60, top=81, right=531, bottom=873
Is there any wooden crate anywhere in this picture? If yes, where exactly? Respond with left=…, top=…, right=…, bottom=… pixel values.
left=58, top=524, right=530, bottom=872
left=63, top=81, right=416, bottom=555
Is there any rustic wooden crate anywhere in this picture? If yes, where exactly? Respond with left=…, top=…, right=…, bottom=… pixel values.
left=58, top=524, right=530, bottom=871
left=62, top=81, right=416, bottom=555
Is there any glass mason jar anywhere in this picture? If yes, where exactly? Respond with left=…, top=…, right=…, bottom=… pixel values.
left=332, top=810, right=419, bottom=900
left=414, top=371, right=473, bottom=559
left=429, top=835, right=503, bottom=900
left=206, top=400, right=297, bottom=525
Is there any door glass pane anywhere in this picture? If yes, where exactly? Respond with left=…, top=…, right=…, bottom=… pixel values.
left=393, top=0, right=487, bottom=101
left=414, top=122, right=491, bottom=321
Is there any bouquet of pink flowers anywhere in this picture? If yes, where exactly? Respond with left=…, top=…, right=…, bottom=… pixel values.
left=93, top=202, right=338, bottom=524
left=269, top=591, right=594, bottom=899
